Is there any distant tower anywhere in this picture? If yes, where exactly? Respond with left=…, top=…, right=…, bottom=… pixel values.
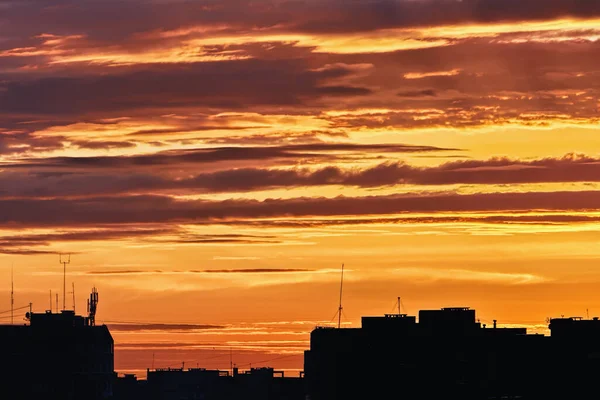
left=87, top=287, right=99, bottom=326
left=337, top=263, right=344, bottom=329
left=11, top=265, right=14, bottom=325
left=59, top=254, right=71, bottom=311
left=71, top=282, right=76, bottom=313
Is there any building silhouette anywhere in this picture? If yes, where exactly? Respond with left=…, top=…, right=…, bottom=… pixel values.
left=304, top=307, right=600, bottom=400
left=0, top=309, right=114, bottom=399
left=112, top=366, right=304, bottom=400
left=3, top=301, right=600, bottom=399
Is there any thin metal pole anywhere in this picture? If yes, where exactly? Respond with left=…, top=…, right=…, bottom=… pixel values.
left=11, top=265, right=14, bottom=324
left=337, top=263, right=344, bottom=329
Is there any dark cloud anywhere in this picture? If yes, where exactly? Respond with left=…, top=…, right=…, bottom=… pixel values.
left=397, top=89, right=437, bottom=97
left=201, top=130, right=349, bottom=146
left=1, top=143, right=454, bottom=171
left=221, top=214, right=600, bottom=228
left=0, top=61, right=371, bottom=121
left=0, top=227, right=173, bottom=255
left=0, top=230, right=280, bottom=255
left=87, top=270, right=163, bottom=275
left=5, top=154, right=600, bottom=197
left=2, top=190, right=600, bottom=227
left=1, top=0, right=598, bottom=42
left=86, top=267, right=308, bottom=275
left=72, top=140, right=137, bottom=150
left=0, top=131, right=64, bottom=155
left=293, top=0, right=600, bottom=33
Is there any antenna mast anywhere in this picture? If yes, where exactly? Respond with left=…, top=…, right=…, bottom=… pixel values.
left=87, top=287, right=98, bottom=326
left=49, top=290, right=52, bottom=312
left=398, top=296, right=401, bottom=315
left=71, top=282, right=76, bottom=313
left=337, top=263, right=344, bottom=329
left=11, top=265, right=14, bottom=325
left=59, top=253, right=71, bottom=311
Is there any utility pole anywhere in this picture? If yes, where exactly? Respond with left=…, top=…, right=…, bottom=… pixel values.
left=337, top=263, right=344, bottom=329
left=59, top=254, right=71, bottom=311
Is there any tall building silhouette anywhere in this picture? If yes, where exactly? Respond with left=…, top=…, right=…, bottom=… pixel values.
left=0, top=308, right=114, bottom=399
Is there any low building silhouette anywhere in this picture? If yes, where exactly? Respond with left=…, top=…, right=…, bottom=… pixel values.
left=132, top=366, right=304, bottom=400
left=304, top=307, right=600, bottom=400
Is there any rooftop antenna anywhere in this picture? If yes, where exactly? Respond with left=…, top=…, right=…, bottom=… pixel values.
left=70, top=282, right=76, bottom=313
left=87, top=287, right=98, bottom=326
left=59, top=253, right=71, bottom=311
left=337, top=263, right=344, bottom=329
left=11, top=264, right=14, bottom=325
left=397, top=296, right=401, bottom=315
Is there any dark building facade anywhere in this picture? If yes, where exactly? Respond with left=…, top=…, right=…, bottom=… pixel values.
left=133, top=366, right=304, bottom=400
left=304, top=307, right=600, bottom=400
left=0, top=309, right=115, bottom=400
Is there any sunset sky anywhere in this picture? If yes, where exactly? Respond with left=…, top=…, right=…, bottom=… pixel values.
left=1, top=0, right=600, bottom=377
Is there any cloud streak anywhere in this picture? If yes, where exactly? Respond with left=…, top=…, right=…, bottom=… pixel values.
left=4, top=153, right=600, bottom=197
left=2, top=190, right=600, bottom=227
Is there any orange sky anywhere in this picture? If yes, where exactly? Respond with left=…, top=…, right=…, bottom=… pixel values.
left=1, top=0, right=600, bottom=378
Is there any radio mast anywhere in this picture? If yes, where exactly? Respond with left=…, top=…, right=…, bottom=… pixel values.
left=11, top=265, right=14, bottom=325
left=59, top=254, right=71, bottom=311
left=337, top=263, right=344, bottom=329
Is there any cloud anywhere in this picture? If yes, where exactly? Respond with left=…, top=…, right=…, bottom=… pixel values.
left=0, top=229, right=279, bottom=254
left=2, top=190, right=600, bottom=227
left=392, top=267, right=547, bottom=285
left=0, top=227, right=173, bottom=254
left=6, top=153, right=600, bottom=197
left=0, top=61, right=371, bottom=120
left=108, top=323, right=224, bottom=331
left=195, top=268, right=313, bottom=273
left=397, top=89, right=437, bottom=97
left=1, top=142, right=453, bottom=171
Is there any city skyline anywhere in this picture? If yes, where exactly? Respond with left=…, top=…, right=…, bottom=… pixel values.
left=1, top=0, right=600, bottom=376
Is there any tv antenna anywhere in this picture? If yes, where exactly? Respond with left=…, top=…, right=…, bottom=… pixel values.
left=59, top=253, right=71, bottom=311
left=336, top=263, right=345, bottom=328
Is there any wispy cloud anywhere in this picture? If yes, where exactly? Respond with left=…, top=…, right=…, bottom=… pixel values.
left=392, top=267, right=548, bottom=285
